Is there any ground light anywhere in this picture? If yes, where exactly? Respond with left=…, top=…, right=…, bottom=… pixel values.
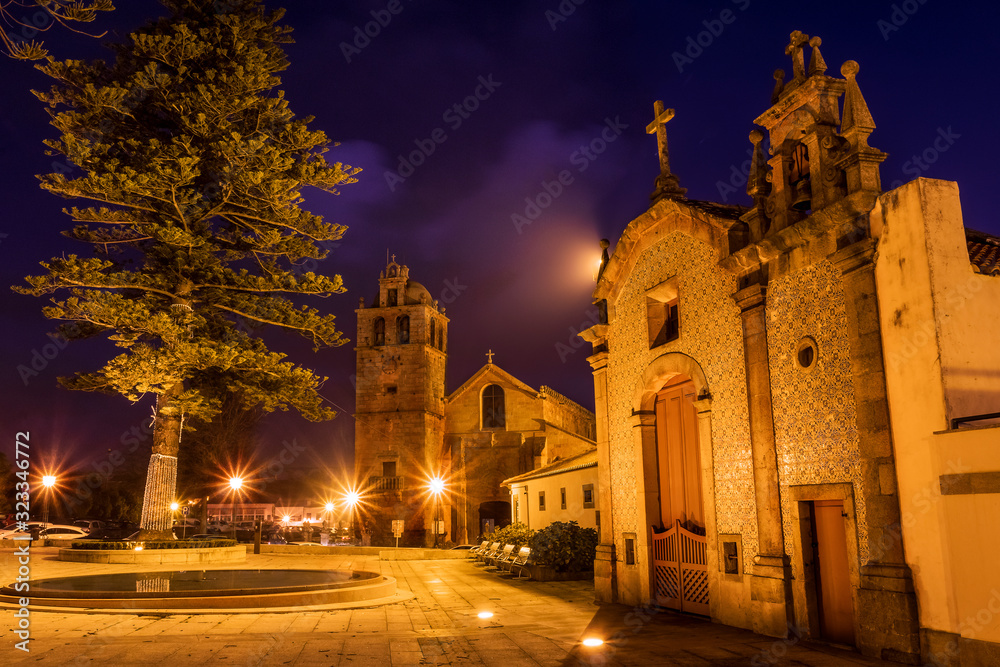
left=477, top=611, right=494, bottom=619
left=581, top=638, right=604, bottom=647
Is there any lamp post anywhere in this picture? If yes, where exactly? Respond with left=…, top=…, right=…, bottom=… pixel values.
left=344, top=490, right=360, bottom=544
left=228, top=476, right=243, bottom=541
left=428, top=476, right=445, bottom=548
left=41, top=475, right=56, bottom=525
left=170, top=501, right=180, bottom=537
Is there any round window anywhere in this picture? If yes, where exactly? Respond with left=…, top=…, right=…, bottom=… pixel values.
left=795, top=337, right=818, bottom=371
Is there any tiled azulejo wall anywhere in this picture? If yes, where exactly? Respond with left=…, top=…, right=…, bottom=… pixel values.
left=606, top=231, right=759, bottom=573
left=766, top=260, right=869, bottom=564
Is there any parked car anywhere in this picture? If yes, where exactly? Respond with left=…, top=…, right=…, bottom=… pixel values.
left=73, top=519, right=103, bottom=533
left=0, top=522, right=52, bottom=539
left=39, top=525, right=89, bottom=541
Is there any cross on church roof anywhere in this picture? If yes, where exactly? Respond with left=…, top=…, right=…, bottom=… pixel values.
left=646, top=101, right=675, bottom=178
left=486, top=349, right=494, bottom=364
left=785, top=30, right=809, bottom=80
left=645, top=100, right=687, bottom=202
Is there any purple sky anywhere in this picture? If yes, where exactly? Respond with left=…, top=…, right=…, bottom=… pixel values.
left=2, top=1, right=998, bottom=479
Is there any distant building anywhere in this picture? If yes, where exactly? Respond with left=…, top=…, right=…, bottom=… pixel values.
left=580, top=31, right=1000, bottom=665
left=502, top=448, right=599, bottom=532
left=354, top=258, right=596, bottom=546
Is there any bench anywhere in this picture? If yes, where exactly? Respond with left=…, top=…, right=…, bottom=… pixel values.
left=486, top=543, right=514, bottom=568
left=507, top=546, right=533, bottom=579
left=476, top=541, right=502, bottom=563
left=467, top=540, right=489, bottom=558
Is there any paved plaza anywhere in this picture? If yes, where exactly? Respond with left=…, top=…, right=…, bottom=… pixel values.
left=1, top=547, right=894, bottom=665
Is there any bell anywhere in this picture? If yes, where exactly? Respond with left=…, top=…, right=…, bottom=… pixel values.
left=790, top=178, right=811, bottom=212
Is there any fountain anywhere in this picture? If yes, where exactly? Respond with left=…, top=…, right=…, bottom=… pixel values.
left=0, top=568, right=396, bottom=610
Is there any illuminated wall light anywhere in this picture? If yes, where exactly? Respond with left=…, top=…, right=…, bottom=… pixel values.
left=477, top=611, right=494, bottom=619
left=581, top=637, right=604, bottom=647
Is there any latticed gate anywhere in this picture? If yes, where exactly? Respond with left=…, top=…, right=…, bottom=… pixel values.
left=651, top=520, right=709, bottom=615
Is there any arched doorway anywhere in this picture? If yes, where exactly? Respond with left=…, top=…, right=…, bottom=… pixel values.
left=651, top=374, right=709, bottom=615
left=478, top=500, right=510, bottom=538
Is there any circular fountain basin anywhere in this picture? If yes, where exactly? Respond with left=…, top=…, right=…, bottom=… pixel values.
left=1, top=569, right=396, bottom=610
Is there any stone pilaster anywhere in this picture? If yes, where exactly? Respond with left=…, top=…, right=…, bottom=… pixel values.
left=733, top=283, right=793, bottom=638
left=693, top=397, right=724, bottom=619
left=583, top=325, right=616, bottom=603
left=830, top=239, right=920, bottom=663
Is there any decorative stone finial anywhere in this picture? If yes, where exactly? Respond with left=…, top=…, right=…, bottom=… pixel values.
left=746, top=129, right=770, bottom=199
left=808, top=36, right=827, bottom=75
left=840, top=60, right=875, bottom=134
left=771, top=69, right=785, bottom=105
left=597, top=238, right=610, bottom=282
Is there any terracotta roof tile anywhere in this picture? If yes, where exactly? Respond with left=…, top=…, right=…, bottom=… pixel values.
left=967, top=228, right=1000, bottom=276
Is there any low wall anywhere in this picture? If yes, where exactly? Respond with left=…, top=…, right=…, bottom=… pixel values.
left=251, top=545, right=470, bottom=560
left=58, top=545, right=246, bottom=564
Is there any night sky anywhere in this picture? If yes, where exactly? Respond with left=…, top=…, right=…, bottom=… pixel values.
left=1, top=1, right=998, bottom=480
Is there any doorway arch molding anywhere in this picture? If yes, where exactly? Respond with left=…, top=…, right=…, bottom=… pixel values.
left=632, top=351, right=711, bottom=413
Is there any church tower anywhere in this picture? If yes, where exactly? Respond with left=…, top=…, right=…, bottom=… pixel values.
left=354, top=257, right=449, bottom=546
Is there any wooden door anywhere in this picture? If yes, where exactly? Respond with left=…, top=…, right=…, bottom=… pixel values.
left=654, top=378, right=703, bottom=531
left=812, top=500, right=855, bottom=645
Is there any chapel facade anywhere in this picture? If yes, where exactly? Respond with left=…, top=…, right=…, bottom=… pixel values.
left=581, top=32, right=1000, bottom=665
left=354, top=259, right=596, bottom=548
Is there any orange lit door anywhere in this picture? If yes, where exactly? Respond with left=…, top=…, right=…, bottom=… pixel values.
left=812, top=500, right=855, bottom=645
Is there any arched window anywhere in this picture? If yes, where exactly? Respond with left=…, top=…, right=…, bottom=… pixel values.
left=482, top=384, right=505, bottom=428
left=397, top=315, right=410, bottom=344
left=438, top=327, right=444, bottom=351
left=429, top=319, right=436, bottom=347
left=373, top=317, right=385, bottom=346
left=386, top=288, right=397, bottom=307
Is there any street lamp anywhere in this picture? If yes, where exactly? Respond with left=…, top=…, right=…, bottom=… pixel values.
left=228, top=476, right=244, bottom=541
left=344, top=489, right=360, bottom=544
left=428, top=476, right=445, bottom=548
left=170, top=501, right=180, bottom=537
left=41, top=475, right=56, bottom=525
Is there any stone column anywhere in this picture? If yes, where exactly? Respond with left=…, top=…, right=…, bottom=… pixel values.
left=586, top=342, right=617, bottom=603
left=693, top=397, right=724, bottom=619
left=830, top=239, right=920, bottom=662
left=630, top=409, right=659, bottom=606
left=733, top=283, right=793, bottom=638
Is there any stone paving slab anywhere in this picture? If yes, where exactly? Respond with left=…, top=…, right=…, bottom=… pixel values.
left=1, top=547, right=895, bottom=665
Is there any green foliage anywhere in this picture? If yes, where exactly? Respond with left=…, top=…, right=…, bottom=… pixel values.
left=530, top=521, right=598, bottom=573
left=487, top=522, right=534, bottom=550
left=15, top=0, right=359, bottom=431
left=70, top=538, right=236, bottom=550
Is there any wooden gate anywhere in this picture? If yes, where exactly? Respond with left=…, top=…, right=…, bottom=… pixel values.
left=651, top=520, right=709, bottom=615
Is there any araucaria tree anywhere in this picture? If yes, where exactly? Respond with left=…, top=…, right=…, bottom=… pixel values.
left=16, top=0, right=358, bottom=538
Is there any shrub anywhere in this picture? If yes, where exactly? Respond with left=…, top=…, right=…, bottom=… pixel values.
left=486, top=522, right=534, bottom=550
left=530, top=521, right=598, bottom=572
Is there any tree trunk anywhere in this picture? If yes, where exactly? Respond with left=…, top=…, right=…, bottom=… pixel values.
left=138, top=382, right=183, bottom=540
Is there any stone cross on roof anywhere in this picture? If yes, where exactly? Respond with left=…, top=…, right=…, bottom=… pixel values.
left=486, top=349, right=494, bottom=364
left=646, top=100, right=687, bottom=202
left=785, top=30, right=810, bottom=80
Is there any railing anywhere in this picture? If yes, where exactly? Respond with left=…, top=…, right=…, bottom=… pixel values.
left=951, top=411, right=1000, bottom=429
left=368, top=476, right=402, bottom=492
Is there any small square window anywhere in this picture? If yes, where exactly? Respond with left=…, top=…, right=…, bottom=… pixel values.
left=539, top=491, right=545, bottom=511
left=723, top=541, right=739, bottom=574
left=382, top=461, right=396, bottom=478
left=560, top=487, right=567, bottom=510
left=646, top=278, right=680, bottom=349
left=624, top=533, right=636, bottom=565
left=582, top=484, right=595, bottom=509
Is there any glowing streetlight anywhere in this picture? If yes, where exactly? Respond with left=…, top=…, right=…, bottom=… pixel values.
left=343, top=489, right=361, bottom=543
left=582, top=638, right=604, bottom=647
left=228, top=475, right=244, bottom=541
left=40, top=474, right=57, bottom=524
left=427, top=476, right=446, bottom=548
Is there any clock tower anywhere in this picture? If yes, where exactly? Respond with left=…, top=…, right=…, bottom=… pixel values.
left=354, top=257, right=449, bottom=546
